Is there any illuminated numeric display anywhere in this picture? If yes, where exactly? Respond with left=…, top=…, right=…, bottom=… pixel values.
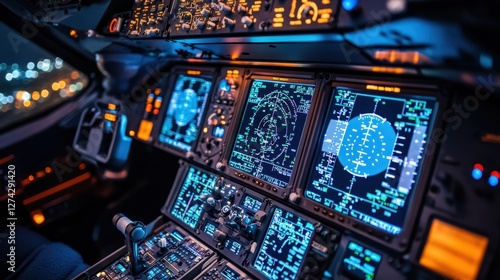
left=170, top=167, right=217, bottom=228
left=253, top=208, right=314, bottom=279
left=229, top=79, right=315, bottom=188
left=225, top=238, right=243, bottom=256
left=305, top=87, right=437, bottom=235
left=241, top=195, right=262, bottom=213
left=220, top=266, right=241, bottom=280
left=159, top=74, right=212, bottom=151
left=342, top=242, right=382, bottom=280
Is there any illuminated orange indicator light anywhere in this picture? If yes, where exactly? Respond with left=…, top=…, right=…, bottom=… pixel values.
left=145, top=104, right=153, bottom=113
left=137, top=120, right=153, bottom=141
left=104, top=113, right=117, bottom=122
left=108, top=103, right=117, bottom=110
left=187, top=70, right=201, bottom=75
left=154, top=99, right=162, bottom=109
left=129, top=130, right=136, bottom=137
left=366, top=84, right=401, bottom=93
left=419, top=219, right=488, bottom=280
left=36, top=171, right=45, bottom=178
left=109, top=18, right=119, bottom=33
left=79, top=163, right=86, bottom=170
left=45, top=167, right=52, bottom=174
left=32, top=210, right=45, bottom=225
left=28, top=175, right=35, bottom=182
left=153, top=109, right=160, bottom=115
left=154, top=88, right=162, bottom=95
left=70, top=29, right=78, bottom=38
left=371, top=66, right=405, bottom=74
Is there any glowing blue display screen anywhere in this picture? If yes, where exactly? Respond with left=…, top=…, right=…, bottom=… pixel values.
left=342, top=242, right=382, bottom=280
left=220, top=266, right=240, bottom=280
left=241, top=195, right=262, bottom=213
left=159, top=74, right=212, bottom=151
left=170, top=167, right=217, bottom=228
left=229, top=79, right=315, bottom=188
left=253, top=208, right=314, bottom=279
left=305, top=87, right=437, bottom=235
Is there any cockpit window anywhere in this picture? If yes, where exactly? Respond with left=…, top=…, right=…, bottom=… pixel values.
left=0, top=21, right=88, bottom=131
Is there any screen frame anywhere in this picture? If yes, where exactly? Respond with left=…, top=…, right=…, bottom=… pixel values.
left=220, top=69, right=324, bottom=201
left=153, top=67, right=218, bottom=158
left=292, top=77, right=446, bottom=252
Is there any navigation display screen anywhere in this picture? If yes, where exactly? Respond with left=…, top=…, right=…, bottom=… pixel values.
left=253, top=207, right=314, bottom=279
left=159, top=74, right=212, bottom=151
left=228, top=79, right=315, bottom=188
left=170, top=167, right=217, bottom=228
left=305, top=86, right=437, bottom=235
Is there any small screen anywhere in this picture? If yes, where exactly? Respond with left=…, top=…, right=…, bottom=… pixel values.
left=159, top=74, right=212, bottom=151
left=220, top=266, right=241, bottom=280
left=253, top=208, right=314, bottom=279
left=203, top=221, right=218, bottom=237
left=305, top=87, right=437, bottom=235
left=224, top=238, right=243, bottom=256
left=241, top=195, right=262, bottom=213
left=170, top=167, right=217, bottom=228
left=229, top=79, right=315, bottom=188
left=342, top=242, right=382, bottom=280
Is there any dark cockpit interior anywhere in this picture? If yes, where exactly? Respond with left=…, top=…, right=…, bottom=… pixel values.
left=0, top=0, right=499, bottom=279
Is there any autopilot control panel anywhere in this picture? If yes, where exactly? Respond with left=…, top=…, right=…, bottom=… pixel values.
left=77, top=63, right=500, bottom=280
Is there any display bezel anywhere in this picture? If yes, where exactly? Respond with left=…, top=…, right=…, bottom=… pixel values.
left=292, top=77, right=445, bottom=252
left=153, top=67, right=217, bottom=158
left=221, top=69, right=324, bottom=201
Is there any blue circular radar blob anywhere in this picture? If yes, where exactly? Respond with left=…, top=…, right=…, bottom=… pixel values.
left=174, top=89, right=198, bottom=126
left=338, top=113, right=397, bottom=177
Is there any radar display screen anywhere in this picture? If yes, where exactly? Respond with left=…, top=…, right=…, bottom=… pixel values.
left=241, top=194, right=262, bottom=213
left=170, top=167, right=217, bottom=228
left=305, top=87, right=437, bottom=235
left=342, top=242, right=382, bottom=280
left=159, top=74, right=212, bottom=151
left=229, top=79, right=315, bottom=188
left=253, top=207, right=314, bottom=279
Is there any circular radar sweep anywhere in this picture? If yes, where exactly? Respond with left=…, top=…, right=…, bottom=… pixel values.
left=252, top=91, right=297, bottom=161
left=174, top=88, right=198, bottom=126
left=338, top=113, right=396, bottom=178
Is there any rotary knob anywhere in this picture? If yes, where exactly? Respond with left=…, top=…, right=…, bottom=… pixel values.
left=218, top=3, right=232, bottom=14
left=223, top=17, right=235, bottom=27
left=195, top=19, right=205, bottom=29
left=241, top=16, right=253, bottom=27
left=201, top=8, right=210, bottom=16
left=181, top=23, right=191, bottom=31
